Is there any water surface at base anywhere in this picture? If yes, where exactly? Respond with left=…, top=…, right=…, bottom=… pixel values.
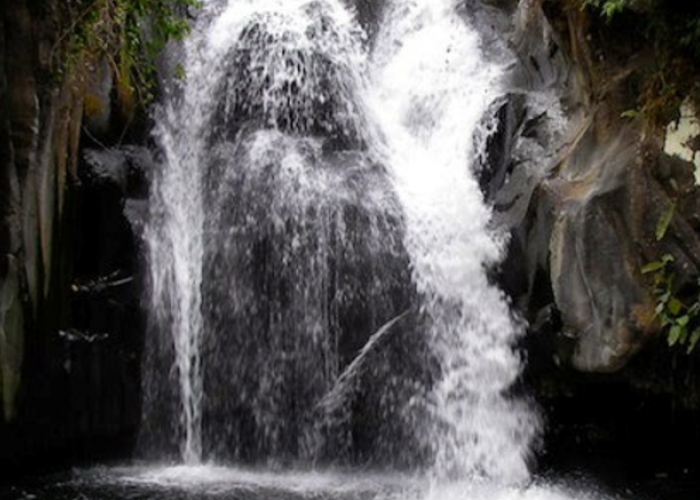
left=2, top=465, right=672, bottom=500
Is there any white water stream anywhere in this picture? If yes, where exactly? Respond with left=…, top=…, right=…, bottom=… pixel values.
left=369, top=0, right=538, bottom=482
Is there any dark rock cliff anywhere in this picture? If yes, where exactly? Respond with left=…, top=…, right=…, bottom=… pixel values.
left=0, top=0, right=143, bottom=472
left=479, top=0, right=700, bottom=475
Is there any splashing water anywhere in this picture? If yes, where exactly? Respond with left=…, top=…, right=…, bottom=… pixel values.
left=21, top=465, right=627, bottom=500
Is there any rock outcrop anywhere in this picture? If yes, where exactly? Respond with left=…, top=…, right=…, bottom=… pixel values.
left=483, top=0, right=700, bottom=373
left=477, top=0, right=700, bottom=470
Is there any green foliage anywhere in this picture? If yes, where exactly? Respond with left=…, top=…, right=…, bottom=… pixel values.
left=54, top=0, right=106, bottom=81
left=643, top=204, right=700, bottom=353
left=581, top=0, right=700, bottom=59
left=123, top=0, right=203, bottom=103
left=643, top=254, right=700, bottom=353
left=582, top=0, right=629, bottom=19
left=581, top=0, right=700, bottom=127
left=117, top=0, right=201, bottom=103
left=620, top=109, right=642, bottom=120
left=58, top=0, right=200, bottom=104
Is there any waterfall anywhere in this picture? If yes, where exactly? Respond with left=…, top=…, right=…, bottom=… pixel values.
left=142, top=0, right=539, bottom=483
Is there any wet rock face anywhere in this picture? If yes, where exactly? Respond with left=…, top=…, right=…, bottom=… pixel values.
left=542, top=138, right=654, bottom=372
left=478, top=0, right=656, bottom=372
left=472, top=0, right=700, bottom=468
left=483, top=0, right=700, bottom=375
left=0, top=0, right=144, bottom=469
left=1, top=0, right=35, bottom=426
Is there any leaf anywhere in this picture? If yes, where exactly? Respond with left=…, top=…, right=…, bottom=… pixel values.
left=601, top=0, right=628, bottom=19
left=689, top=302, right=700, bottom=316
left=642, top=260, right=666, bottom=274
left=688, top=329, right=700, bottom=353
left=656, top=203, right=676, bottom=241
left=662, top=254, right=675, bottom=264
left=660, top=313, right=675, bottom=327
left=677, top=315, right=690, bottom=327
left=621, top=109, right=642, bottom=119
left=669, top=325, right=682, bottom=346
left=668, top=298, right=683, bottom=316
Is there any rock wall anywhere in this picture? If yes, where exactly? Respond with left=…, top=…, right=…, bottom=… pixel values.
left=481, top=0, right=700, bottom=472
left=482, top=0, right=700, bottom=373
left=0, top=0, right=142, bottom=470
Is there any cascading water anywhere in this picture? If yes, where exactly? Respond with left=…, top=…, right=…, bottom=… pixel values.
left=369, top=0, right=539, bottom=482
left=143, top=0, right=538, bottom=483
left=142, top=2, right=210, bottom=461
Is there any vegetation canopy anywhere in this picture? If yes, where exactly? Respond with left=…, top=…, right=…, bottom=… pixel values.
left=580, top=0, right=700, bottom=127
